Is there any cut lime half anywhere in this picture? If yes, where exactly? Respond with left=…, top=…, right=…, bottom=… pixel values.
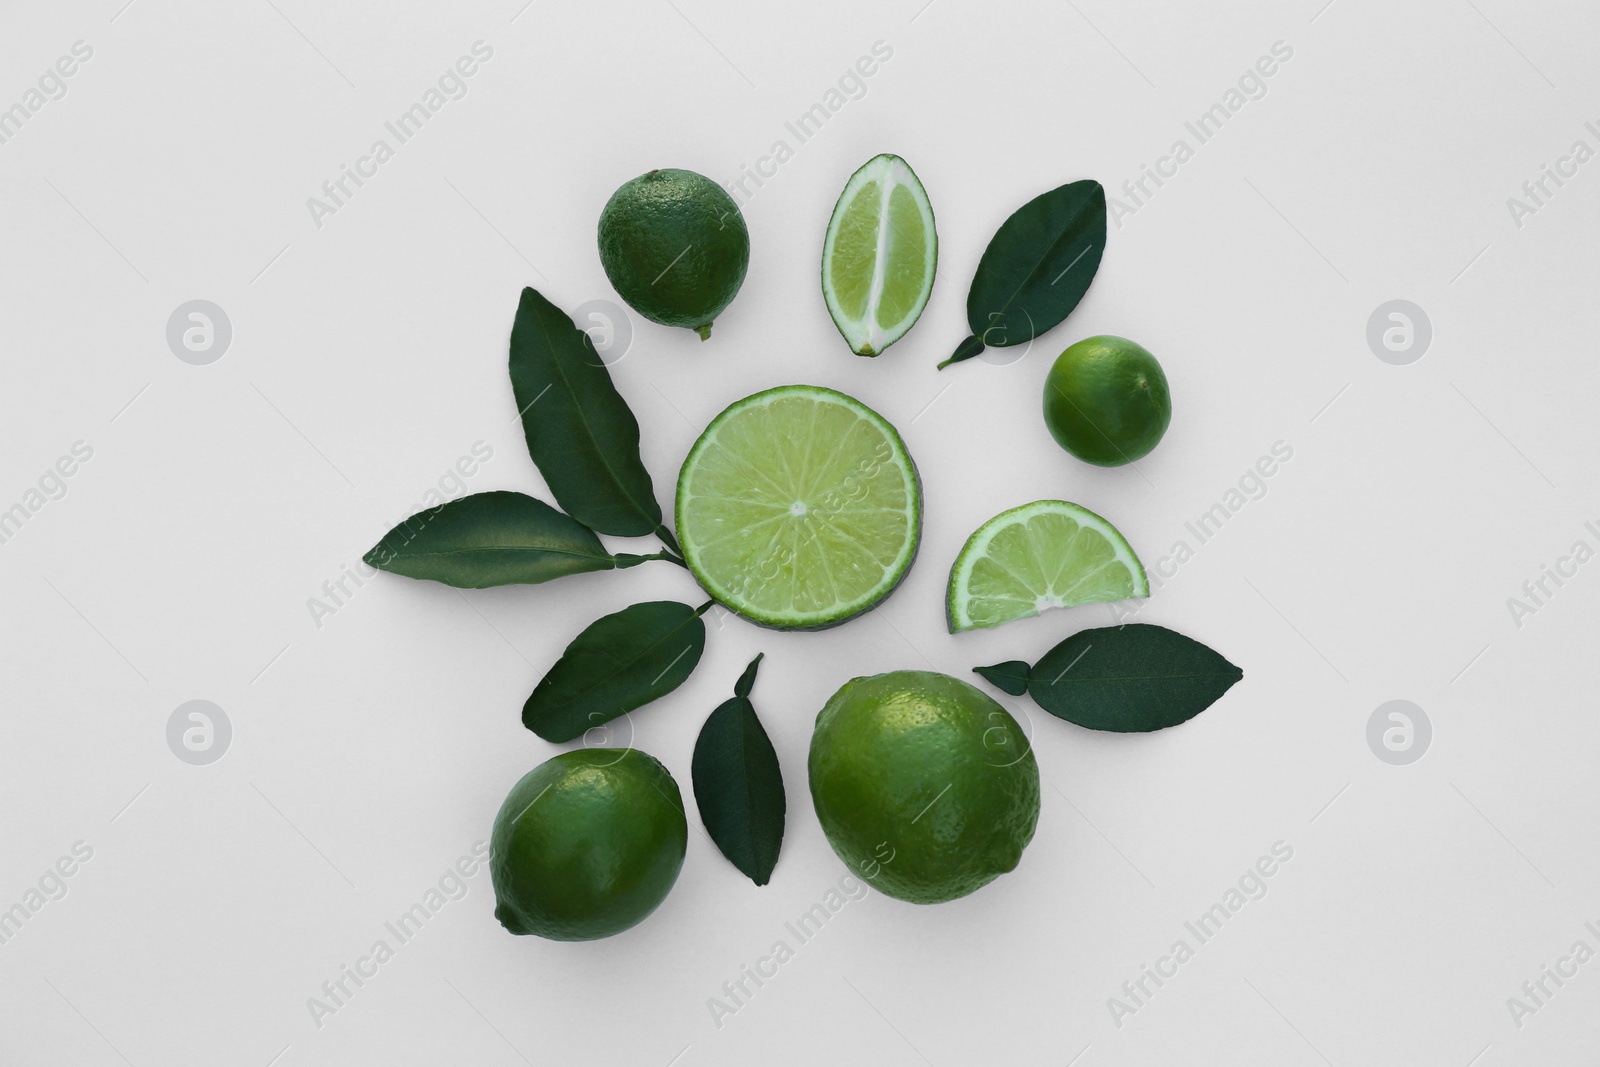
left=677, top=385, right=921, bottom=630
left=947, top=500, right=1147, bottom=633
left=821, top=154, right=937, bottom=357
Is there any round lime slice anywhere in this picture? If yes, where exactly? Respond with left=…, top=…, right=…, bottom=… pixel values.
left=676, top=385, right=921, bottom=630
left=946, top=500, right=1148, bottom=633
left=821, top=154, right=937, bottom=357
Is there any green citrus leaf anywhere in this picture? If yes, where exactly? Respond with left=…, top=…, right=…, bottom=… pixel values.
left=509, top=287, right=662, bottom=536
left=941, top=180, right=1106, bottom=368
left=732, top=651, right=764, bottom=699
left=1024, top=623, right=1242, bottom=732
left=522, top=601, right=707, bottom=743
left=691, top=654, right=785, bottom=885
left=972, top=660, right=1031, bottom=696
left=364, top=490, right=658, bottom=588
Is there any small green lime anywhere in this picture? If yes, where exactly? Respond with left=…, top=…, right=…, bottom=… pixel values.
left=598, top=168, right=749, bottom=340
left=808, top=671, right=1039, bottom=904
left=1043, top=335, right=1171, bottom=466
left=490, top=749, right=687, bottom=942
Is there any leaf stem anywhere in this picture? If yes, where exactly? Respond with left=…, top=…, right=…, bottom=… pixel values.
left=654, top=523, right=683, bottom=557
left=937, top=334, right=986, bottom=370
left=692, top=598, right=716, bottom=618
left=614, top=549, right=687, bottom=569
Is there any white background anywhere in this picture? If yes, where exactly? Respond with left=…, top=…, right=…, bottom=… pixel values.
left=2, top=0, right=1597, bottom=1064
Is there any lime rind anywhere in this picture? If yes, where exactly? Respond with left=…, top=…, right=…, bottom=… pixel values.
left=946, top=500, right=1148, bottom=633
left=677, top=385, right=921, bottom=630
left=596, top=169, right=748, bottom=339
left=821, top=154, right=938, bottom=357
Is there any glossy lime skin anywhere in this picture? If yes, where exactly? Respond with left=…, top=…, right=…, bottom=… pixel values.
left=1043, top=335, right=1171, bottom=467
left=598, top=168, right=749, bottom=338
left=490, top=749, right=687, bottom=941
left=808, top=671, right=1040, bottom=904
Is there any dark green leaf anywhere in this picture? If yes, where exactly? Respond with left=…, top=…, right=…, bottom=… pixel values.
left=692, top=655, right=785, bottom=885
left=1024, top=623, right=1242, bottom=732
left=509, top=287, right=662, bottom=536
left=654, top=522, right=683, bottom=558
left=733, top=651, right=763, bottom=699
left=973, top=660, right=1031, bottom=696
left=940, top=180, right=1106, bottom=368
left=363, top=490, right=661, bottom=588
left=522, top=600, right=707, bottom=743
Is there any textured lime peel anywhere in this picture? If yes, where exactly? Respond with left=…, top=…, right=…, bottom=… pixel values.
left=809, top=670, right=1039, bottom=905
left=821, top=154, right=937, bottom=356
left=946, top=500, right=1147, bottom=633
left=597, top=168, right=749, bottom=340
left=676, top=385, right=921, bottom=630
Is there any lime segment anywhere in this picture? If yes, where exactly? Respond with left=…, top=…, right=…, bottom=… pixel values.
left=946, top=500, right=1147, bottom=633
left=677, top=385, right=920, bottom=630
left=829, top=180, right=880, bottom=321
left=821, top=155, right=937, bottom=356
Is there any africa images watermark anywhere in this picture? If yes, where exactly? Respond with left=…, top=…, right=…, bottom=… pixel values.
left=168, top=699, right=232, bottom=766
left=1504, top=519, right=1600, bottom=630
left=1504, top=916, right=1600, bottom=1030
left=1504, top=120, right=1600, bottom=230
left=0, top=440, right=94, bottom=548
left=304, top=841, right=490, bottom=1029
left=1111, top=440, right=1294, bottom=621
left=721, top=40, right=894, bottom=210
left=1106, top=840, right=1295, bottom=1029
left=705, top=868, right=875, bottom=1030
left=305, top=41, right=494, bottom=229
left=1109, top=40, right=1295, bottom=227
left=306, top=440, right=494, bottom=629
left=0, top=40, right=94, bottom=148
left=0, top=841, right=95, bottom=949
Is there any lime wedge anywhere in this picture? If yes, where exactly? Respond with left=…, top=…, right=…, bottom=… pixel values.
left=821, top=154, right=937, bottom=357
left=946, top=500, right=1147, bottom=633
left=676, top=385, right=921, bottom=630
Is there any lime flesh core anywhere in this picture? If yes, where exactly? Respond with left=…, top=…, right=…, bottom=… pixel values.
left=1043, top=335, right=1171, bottom=466
left=490, top=749, right=687, bottom=942
left=676, top=385, right=921, bottom=630
left=809, top=670, right=1040, bottom=904
left=598, top=168, right=749, bottom=338
left=946, top=499, right=1148, bottom=633
left=821, top=154, right=938, bottom=356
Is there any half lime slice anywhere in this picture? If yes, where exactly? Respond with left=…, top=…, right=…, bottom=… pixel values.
left=821, top=154, right=937, bottom=356
left=676, top=385, right=921, bottom=630
left=947, top=500, right=1147, bottom=633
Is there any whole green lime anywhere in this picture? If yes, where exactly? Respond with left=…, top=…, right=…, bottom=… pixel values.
left=808, top=670, right=1039, bottom=904
left=1043, top=335, right=1171, bottom=466
left=598, top=168, right=749, bottom=340
left=490, top=749, right=687, bottom=941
